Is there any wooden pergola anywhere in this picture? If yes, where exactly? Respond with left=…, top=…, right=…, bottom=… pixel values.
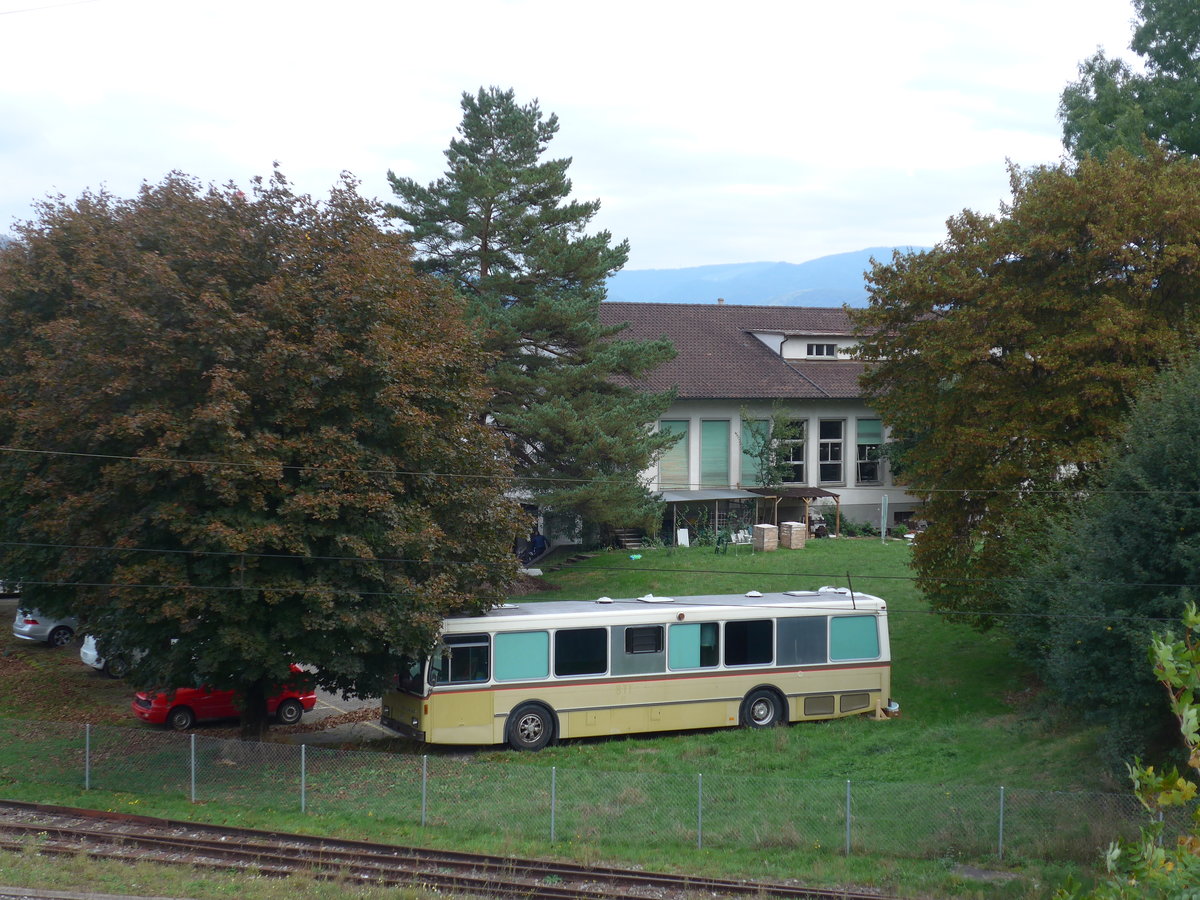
left=657, top=489, right=764, bottom=545
left=744, top=486, right=841, bottom=537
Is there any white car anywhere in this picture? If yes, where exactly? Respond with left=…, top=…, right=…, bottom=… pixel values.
left=12, top=608, right=78, bottom=647
left=80, top=634, right=135, bottom=678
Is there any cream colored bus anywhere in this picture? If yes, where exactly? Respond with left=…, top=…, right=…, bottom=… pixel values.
left=381, top=587, right=896, bottom=750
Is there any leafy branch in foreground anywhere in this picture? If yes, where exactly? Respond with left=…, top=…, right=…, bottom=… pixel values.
left=1059, top=602, right=1200, bottom=898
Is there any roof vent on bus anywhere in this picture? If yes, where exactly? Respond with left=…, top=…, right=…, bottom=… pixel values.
left=819, top=586, right=851, bottom=594
left=596, top=597, right=615, bottom=604
left=784, top=590, right=816, bottom=597
left=637, top=594, right=675, bottom=603
left=745, top=591, right=763, bottom=598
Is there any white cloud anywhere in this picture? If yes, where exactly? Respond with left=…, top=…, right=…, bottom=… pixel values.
left=0, top=0, right=1142, bottom=267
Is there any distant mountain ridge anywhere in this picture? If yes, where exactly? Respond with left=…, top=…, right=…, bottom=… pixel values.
left=605, top=246, right=926, bottom=308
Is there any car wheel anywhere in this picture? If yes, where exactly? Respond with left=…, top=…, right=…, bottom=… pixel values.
left=506, top=703, right=554, bottom=751
left=275, top=698, right=303, bottom=726
left=168, top=707, right=195, bottom=731
left=105, top=656, right=130, bottom=679
left=46, top=626, right=74, bottom=648
left=742, top=689, right=783, bottom=728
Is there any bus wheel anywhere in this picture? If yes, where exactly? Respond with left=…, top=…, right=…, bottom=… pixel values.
left=742, top=689, right=783, bottom=728
left=507, top=703, right=554, bottom=751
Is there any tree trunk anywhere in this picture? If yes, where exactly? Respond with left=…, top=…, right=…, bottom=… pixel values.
left=239, top=681, right=271, bottom=741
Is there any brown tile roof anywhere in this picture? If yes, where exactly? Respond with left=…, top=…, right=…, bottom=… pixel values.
left=600, top=301, right=866, bottom=400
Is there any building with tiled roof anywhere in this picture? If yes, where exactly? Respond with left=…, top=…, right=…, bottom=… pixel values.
left=599, top=301, right=919, bottom=534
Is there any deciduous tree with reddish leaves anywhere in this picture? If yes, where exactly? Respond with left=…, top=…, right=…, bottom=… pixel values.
left=851, top=149, right=1200, bottom=631
left=0, top=170, right=524, bottom=738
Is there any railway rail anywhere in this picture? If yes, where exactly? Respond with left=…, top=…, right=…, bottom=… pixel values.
left=0, top=799, right=895, bottom=900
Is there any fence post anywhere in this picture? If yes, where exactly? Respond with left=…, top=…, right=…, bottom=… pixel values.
left=844, top=780, right=852, bottom=855
left=189, top=734, right=196, bottom=803
left=550, top=767, right=557, bottom=843
left=84, top=724, right=91, bottom=791
left=697, top=773, right=703, bottom=850
left=998, top=786, right=1005, bottom=860
left=420, top=755, right=428, bottom=827
left=300, top=744, right=307, bottom=814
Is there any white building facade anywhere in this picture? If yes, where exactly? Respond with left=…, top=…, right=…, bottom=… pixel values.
left=600, top=302, right=919, bottom=532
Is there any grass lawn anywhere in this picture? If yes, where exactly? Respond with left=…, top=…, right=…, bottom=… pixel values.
left=0, top=540, right=1125, bottom=899
left=501, top=539, right=1114, bottom=792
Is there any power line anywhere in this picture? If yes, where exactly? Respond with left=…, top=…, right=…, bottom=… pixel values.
left=4, top=444, right=1200, bottom=498
left=5, top=537, right=1199, bottom=592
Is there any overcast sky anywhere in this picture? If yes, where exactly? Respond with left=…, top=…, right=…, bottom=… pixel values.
left=1, top=0, right=1142, bottom=270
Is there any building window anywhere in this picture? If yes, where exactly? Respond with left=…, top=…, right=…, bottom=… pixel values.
left=700, top=420, right=730, bottom=489
left=818, top=420, right=844, bottom=483
left=658, top=420, right=689, bottom=489
left=781, top=420, right=806, bottom=483
left=807, top=343, right=837, bottom=357
left=739, top=418, right=769, bottom=487
left=856, top=419, right=883, bottom=484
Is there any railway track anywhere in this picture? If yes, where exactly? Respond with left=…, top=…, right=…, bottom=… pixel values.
left=0, top=799, right=894, bottom=900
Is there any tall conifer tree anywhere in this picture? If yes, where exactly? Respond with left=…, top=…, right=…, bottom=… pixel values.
left=386, top=87, right=676, bottom=538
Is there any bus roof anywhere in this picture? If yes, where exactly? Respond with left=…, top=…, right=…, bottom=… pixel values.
left=442, top=588, right=886, bottom=631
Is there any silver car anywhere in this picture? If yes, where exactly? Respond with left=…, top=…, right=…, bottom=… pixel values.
left=12, top=608, right=78, bottom=647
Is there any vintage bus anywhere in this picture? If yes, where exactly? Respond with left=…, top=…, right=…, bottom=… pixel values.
left=381, top=587, right=897, bottom=750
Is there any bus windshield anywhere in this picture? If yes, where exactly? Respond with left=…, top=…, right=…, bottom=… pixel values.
left=394, top=655, right=427, bottom=695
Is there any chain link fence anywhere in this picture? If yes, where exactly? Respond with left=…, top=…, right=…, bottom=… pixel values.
left=0, top=719, right=1185, bottom=864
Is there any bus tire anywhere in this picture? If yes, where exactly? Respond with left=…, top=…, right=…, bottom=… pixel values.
left=507, top=703, right=555, bottom=751
left=741, top=688, right=784, bottom=728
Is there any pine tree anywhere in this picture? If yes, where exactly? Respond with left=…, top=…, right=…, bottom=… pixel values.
left=386, top=87, right=676, bottom=538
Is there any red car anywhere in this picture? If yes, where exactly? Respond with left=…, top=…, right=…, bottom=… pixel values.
left=132, top=664, right=317, bottom=730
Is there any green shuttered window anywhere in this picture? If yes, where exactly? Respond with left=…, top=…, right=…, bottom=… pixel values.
left=658, top=420, right=689, bottom=489
left=700, top=420, right=730, bottom=488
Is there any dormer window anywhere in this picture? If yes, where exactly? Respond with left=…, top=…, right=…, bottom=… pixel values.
left=807, top=343, right=837, bottom=358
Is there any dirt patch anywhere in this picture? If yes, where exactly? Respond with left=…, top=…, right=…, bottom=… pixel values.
left=512, top=572, right=557, bottom=593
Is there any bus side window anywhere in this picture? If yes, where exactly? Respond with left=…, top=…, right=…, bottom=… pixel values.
left=777, top=616, right=827, bottom=665
left=494, top=631, right=549, bottom=681
left=612, top=625, right=665, bottom=676
left=668, top=622, right=719, bottom=670
left=829, top=616, right=880, bottom=660
left=554, top=627, right=607, bottom=676
left=440, top=633, right=490, bottom=683
left=724, top=619, right=773, bottom=666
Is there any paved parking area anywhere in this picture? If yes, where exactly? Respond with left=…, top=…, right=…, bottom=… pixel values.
left=5, top=594, right=401, bottom=747
left=290, top=683, right=394, bottom=745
